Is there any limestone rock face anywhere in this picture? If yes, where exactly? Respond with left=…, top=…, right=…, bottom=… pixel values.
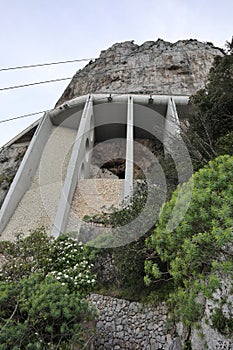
left=0, top=143, right=28, bottom=208
left=56, top=39, right=223, bottom=106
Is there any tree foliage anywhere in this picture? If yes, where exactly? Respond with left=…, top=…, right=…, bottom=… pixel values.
left=145, top=155, right=233, bottom=326
left=184, top=51, right=233, bottom=167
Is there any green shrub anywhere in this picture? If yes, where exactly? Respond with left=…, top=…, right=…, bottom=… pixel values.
left=0, top=229, right=96, bottom=349
left=145, top=155, right=233, bottom=325
left=0, top=275, right=95, bottom=349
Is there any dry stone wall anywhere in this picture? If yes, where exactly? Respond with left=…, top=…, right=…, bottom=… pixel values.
left=88, top=294, right=172, bottom=350
left=89, top=292, right=233, bottom=350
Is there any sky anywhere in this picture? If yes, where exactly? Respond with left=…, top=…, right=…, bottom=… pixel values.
left=0, top=0, right=232, bottom=147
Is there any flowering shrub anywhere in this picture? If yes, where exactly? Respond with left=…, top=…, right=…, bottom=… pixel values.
left=0, top=229, right=96, bottom=349
left=0, top=229, right=96, bottom=295
left=48, top=235, right=96, bottom=295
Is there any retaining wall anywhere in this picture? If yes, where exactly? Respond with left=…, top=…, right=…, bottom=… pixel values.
left=88, top=293, right=233, bottom=350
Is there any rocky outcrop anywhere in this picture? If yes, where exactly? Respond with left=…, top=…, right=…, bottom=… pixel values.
left=0, top=143, right=28, bottom=209
left=190, top=278, right=233, bottom=350
left=56, top=39, right=224, bottom=106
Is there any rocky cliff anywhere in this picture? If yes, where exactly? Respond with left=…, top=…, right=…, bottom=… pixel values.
left=56, top=39, right=223, bottom=106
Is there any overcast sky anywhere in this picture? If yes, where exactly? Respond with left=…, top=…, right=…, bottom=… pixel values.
left=0, top=0, right=232, bottom=147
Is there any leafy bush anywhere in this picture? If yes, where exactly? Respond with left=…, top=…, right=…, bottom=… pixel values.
left=84, top=179, right=164, bottom=249
left=0, top=275, right=94, bottom=349
left=145, top=155, right=233, bottom=325
left=0, top=229, right=96, bottom=349
left=81, top=182, right=151, bottom=297
left=112, top=234, right=151, bottom=296
left=0, top=228, right=52, bottom=282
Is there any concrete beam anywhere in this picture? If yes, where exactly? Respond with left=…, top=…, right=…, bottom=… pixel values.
left=92, top=94, right=188, bottom=105
left=51, top=94, right=189, bottom=115
left=124, top=96, right=134, bottom=198
left=52, top=95, right=94, bottom=237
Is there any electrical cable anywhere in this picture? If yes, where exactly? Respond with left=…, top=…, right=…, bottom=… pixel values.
left=0, top=62, right=185, bottom=92
left=0, top=110, right=49, bottom=124
left=0, top=77, right=72, bottom=91
left=0, top=51, right=140, bottom=73
left=0, top=58, right=94, bottom=72
left=0, top=48, right=194, bottom=124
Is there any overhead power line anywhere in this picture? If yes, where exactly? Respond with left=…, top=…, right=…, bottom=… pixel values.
left=0, top=44, right=202, bottom=93
left=0, top=110, right=48, bottom=124
left=0, top=52, right=139, bottom=73
left=0, top=77, right=72, bottom=92
left=0, top=46, right=207, bottom=74
left=0, top=58, right=94, bottom=72
left=0, top=61, right=189, bottom=92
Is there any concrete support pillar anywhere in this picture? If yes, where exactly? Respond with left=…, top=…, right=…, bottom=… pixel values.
left=124, top=96, right=134, bottom=198
left=52, top=95, right=94, bottom=237
left=0, top=113, right=53, bottom=236
left=164, top=97, right=180, bottom=154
